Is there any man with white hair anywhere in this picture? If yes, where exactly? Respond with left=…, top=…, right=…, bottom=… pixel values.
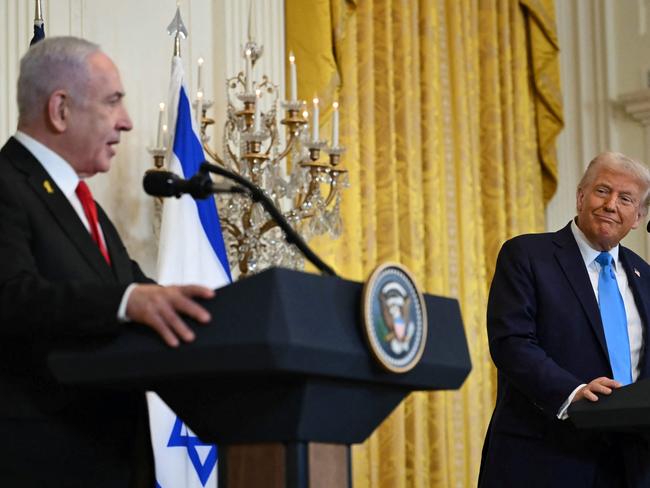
left=480, top=152, right=650, bottom=487
left=0, top=37, right=213, bottom=486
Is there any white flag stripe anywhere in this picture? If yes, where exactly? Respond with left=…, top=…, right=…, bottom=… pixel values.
left=157, top=156, right=230, bottom=288
left=148, top=55, right=230, bottom=488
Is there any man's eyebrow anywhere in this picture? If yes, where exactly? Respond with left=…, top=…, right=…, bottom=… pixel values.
left=106, top=91, right=126, bottom=101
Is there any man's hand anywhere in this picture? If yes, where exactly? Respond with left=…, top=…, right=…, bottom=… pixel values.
left=572, top=377, right=622, bottom=403
left=126, top=284, right=215, bottom=347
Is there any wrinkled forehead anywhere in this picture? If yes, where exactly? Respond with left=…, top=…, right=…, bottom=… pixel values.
left=85, top=51, right=124, bottom=94
left=585, top=165, right=641, bottom=190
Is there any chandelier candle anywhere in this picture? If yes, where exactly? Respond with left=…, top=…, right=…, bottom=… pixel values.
left=245, top=49, right=252, bottom=93
left=254, top=89, right=262, bottom=133
left=289, top=52, right=297, bottom=102
left=197, top=57, right=204, bottom=93
left=332, top=102, right=339, bottom=147
left=156, top=102, right=165, bottom=148
left=196, top=90, right=204, bottom=128
left=312, top=98, right=319, bottom=141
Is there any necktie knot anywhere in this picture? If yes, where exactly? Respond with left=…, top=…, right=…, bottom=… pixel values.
left=596, top=251, right=613, bottom=268
left=75, top=180, right=91, bottom=200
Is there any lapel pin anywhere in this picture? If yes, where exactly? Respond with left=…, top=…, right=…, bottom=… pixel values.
left=42, top=180, right=54, bottom=194
left=634, top=268, right=641, bottom=277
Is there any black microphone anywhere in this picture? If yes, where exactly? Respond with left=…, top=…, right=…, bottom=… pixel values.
left=647, top=220, right=650, bottom=233
left=142, top=170, right=246, bottom=199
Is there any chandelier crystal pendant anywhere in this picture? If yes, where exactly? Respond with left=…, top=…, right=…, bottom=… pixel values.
left=199, top=38, right=348, bottom=277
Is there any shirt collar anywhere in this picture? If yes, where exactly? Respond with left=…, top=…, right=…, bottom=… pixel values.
left=14, top=130, right=80, bottom=198
left=571, top=218, right=620, bottom=269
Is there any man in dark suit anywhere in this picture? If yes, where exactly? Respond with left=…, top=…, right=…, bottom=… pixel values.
left=479, top=152, right=650, bottom=487
left=0, top=37, right=215, bottom=486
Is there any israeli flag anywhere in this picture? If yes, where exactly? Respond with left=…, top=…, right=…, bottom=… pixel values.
left=148, top=55, right=231, bottom=488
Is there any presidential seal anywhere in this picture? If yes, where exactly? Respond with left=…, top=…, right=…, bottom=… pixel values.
left=362, top=263, right=427, bottom=373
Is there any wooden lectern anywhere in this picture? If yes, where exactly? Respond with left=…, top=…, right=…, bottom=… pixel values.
left=49, top=268, right=471, bottom=488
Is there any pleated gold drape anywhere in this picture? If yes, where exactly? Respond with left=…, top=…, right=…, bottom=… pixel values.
left=286, top=0, right=563, bottom=486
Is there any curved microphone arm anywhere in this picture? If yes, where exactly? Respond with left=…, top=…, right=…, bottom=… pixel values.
left=199, top=162, right=338, bottom=277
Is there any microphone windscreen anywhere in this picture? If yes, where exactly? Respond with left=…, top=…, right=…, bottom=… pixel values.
left=143, top=170, right=178, bottom=197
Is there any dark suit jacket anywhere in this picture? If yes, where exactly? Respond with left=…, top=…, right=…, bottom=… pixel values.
left=0, top=137, right=153, bottom=487
left=479, top=223, right=650, bottom=488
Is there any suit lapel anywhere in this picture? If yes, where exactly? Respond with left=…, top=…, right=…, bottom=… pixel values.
left=97, top=205, right=132, bottom=283
left=619, top=249, right=650, bottom=379
left=553, top=223, right=610, bottom=360
left=4, top=138, right=115, bottom=283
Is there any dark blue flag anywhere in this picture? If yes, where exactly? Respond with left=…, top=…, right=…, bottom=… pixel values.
left=30, top=21, right=45, bottom=46
left=29, top=0, right=45, bottom=46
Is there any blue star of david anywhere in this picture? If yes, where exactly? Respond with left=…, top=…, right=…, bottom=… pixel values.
left=167, top=417, right=218, bottom=486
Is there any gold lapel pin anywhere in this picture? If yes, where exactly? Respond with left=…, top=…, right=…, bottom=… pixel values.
left=634, top=268, right=641, bottom=277
left=43, top=180, right=54, bottom=194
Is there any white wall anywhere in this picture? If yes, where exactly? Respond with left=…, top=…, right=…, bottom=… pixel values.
left=0, top=0, right=284, bottom=276
left=550, top=0, right=650, bottom=258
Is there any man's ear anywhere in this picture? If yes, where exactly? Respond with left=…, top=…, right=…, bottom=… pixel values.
left=631, top=208, right=644, bottom=230
left=47, top=90, right=69, bottom=133
left=576, top=187, right=584, bottom=212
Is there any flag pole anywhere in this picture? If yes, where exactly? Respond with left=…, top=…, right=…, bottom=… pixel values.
left=29, top=0, right=45, bottom=46
left=34, top=0, right=43, bottom=23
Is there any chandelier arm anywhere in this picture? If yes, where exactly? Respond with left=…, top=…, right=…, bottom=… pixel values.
left=242, top=205, right=254, bottom=231
left=220, top=218, right=242, bottom=238
left=202, top=142, right=225, bottom=166
left=264, top=129, right=278, bottom=157
left=226, top=143, right=242, bottom=172
left=323, top=189, right=337, bottom=208
left=294, top=176, right=321, bottom=210
left=259, top=218, right=278, bottom=234
left=297, top=213, right=315, bottom=221
left=293, top=191, right=308, bottom=211
left=322, top=179, right=340, bottom=208
left=272, top=132, right=300, bottom=163
left=294, top=179, right=319, bottom=212
left=200, top=161, right=337, bottom=277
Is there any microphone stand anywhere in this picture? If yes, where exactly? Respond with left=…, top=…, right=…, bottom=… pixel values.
left=198, top=162, right=338, bottom=277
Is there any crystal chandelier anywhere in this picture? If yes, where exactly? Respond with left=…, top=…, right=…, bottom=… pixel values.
left=197, top=37, right=349, bottom=277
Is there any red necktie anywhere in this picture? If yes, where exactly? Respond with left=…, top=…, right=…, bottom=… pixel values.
left=75, top=181, right=111, bottom=265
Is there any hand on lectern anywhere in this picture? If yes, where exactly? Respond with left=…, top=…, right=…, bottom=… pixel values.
left=573, top=377, right=622, bottom=403
left=126, top=284, right=214, bottom=347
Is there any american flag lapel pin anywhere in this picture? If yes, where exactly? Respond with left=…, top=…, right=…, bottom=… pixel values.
left=634, top=268, right=641, bottom=278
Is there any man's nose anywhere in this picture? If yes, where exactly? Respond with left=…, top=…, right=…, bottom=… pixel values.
left=117, top=107, right=133, bottom=132
left=603, top=194, right=617, bottom=210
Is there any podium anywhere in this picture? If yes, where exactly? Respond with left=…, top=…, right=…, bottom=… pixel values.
left=569, top=377, right=650, bottom=434
left=48, top=268, right=471, bottom=488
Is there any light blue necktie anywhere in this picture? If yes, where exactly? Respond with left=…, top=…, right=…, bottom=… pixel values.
left=595, top=252, right=632, bottom=385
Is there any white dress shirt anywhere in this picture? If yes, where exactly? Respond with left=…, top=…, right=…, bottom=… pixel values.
left=557, top=220, right=644, bottom=419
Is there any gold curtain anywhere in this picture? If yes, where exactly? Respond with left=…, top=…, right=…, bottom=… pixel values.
left=286, top=0, right=563, bottom=486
